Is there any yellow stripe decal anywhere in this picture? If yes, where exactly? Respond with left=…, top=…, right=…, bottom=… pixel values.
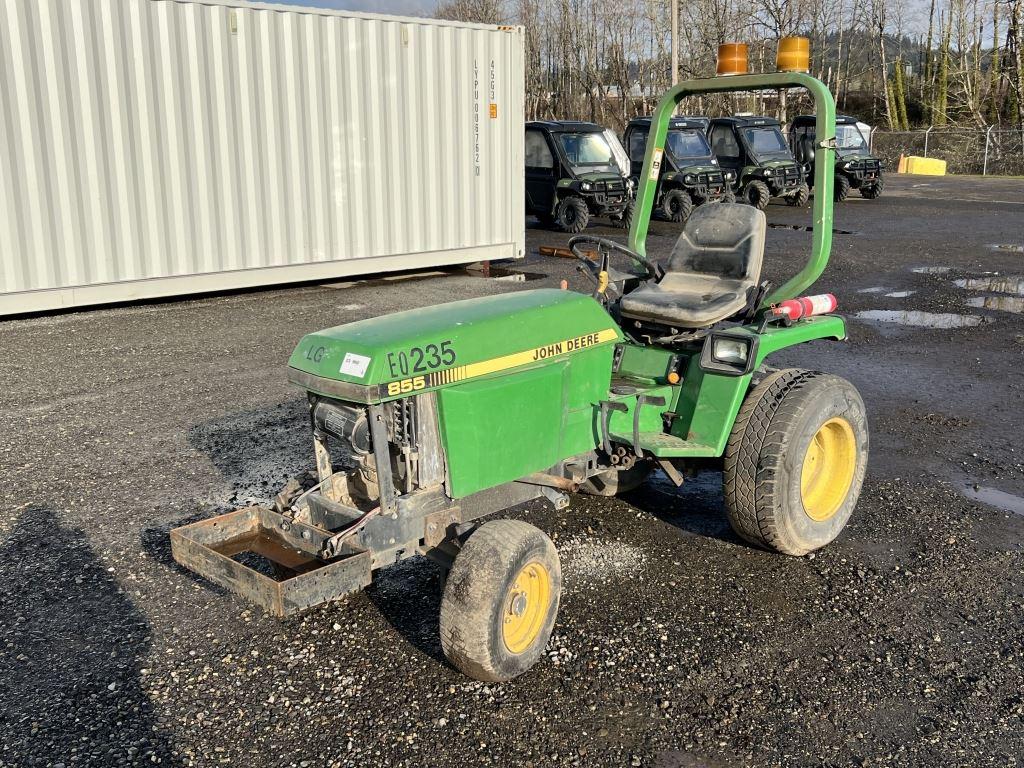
left=382, top=329, right=618, bottom=396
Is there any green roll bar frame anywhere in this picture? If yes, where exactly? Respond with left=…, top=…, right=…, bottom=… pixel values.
left=627, top=72, right=837, bottom=307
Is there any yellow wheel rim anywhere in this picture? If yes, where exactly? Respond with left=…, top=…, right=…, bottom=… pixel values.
left=800, top=417, right=857, bottom=522
left=501, top=561, right=552, bottom=654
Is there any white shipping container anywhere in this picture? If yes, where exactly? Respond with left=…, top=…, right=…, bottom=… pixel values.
left=0, top=0, right=525, bottom=315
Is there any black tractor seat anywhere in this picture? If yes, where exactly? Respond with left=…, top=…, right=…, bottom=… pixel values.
left=619, top=203, right=766, bottom=329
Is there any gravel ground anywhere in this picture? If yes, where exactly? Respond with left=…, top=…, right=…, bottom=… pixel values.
left=2, top=175, right=1024, bottom=767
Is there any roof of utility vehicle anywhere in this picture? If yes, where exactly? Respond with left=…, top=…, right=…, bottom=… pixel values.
left=527, top=120, right=604, bottom=133
left=709, top=116, right=782, bottom=128
left=791, top=114, right=861, bottom=127
left=628, top=116, right=710, bottom=131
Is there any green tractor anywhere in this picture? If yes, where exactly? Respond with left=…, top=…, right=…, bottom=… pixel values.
left=172, top=71, right=867, bottom=683
left=790, top=114, right=884, bottom=201
left=708, top=115, right=809, bottom=209
left=623, top=116, right=735, bottom=223
left=526, top=121, right=635, bottom=232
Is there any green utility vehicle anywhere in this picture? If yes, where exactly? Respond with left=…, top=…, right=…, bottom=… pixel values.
left=708, top=116, right=809, bottom=209
left=173, top=71, right=867, bottom=683
left=790, top=114, right=883, bottom=200
left=623, top=116, right=735, bottom=223
left=525, top=120, right=635, bottom=232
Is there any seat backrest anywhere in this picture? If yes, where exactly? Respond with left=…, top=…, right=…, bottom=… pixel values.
left=667, top=203, right=766, bottom=282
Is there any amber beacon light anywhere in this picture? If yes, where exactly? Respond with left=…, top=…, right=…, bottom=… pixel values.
left=776, top=36, right=810, bottom=72
left=716, top=43, right=748, bottom=75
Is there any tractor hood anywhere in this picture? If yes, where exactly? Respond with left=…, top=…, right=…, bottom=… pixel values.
left=288, top=289, right=622, bottom=401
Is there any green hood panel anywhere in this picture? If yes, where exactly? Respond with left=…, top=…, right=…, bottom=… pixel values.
left=289, top=289, right=623, bottom=396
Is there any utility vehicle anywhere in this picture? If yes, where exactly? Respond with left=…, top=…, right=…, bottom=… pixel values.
left=623, top=116, right=735, bottom=223
left=172, top=64, right=867, bottom=683
left=790, top=114, right=884, bottom=200
left=525, top=120, right=635, bottom=232
left=708, top=116, right=808, bottom=209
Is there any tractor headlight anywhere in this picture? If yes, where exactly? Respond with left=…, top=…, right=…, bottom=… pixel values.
left=763, top=168, right=773, bottom=177
left=581, top=181, right=592, bottom=191
left=700, top=332, right=759, bottom=376
left=725, top=170, right=736, bottom=180
left=684, top=174, right=696, bottom=184
left=626, top=177, right=636, bottom=190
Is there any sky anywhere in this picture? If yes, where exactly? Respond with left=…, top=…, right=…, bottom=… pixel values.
left=267, top=0, right=435, bottom=17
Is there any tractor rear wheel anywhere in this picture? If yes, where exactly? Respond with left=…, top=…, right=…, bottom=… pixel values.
left=580, top=462, right=652, bottom=496
left=440, top=520, right=561, bottom=681
left=723, top=369, right=868, bottom=556
left=556, top=196, right=589, bottom=233
left=860, top=177, right=884, bottom=199
left=661, top=189, right=693, bottom=222
left=743, top=180, right=771, bottom=210
left=834, top=174, right=851, bottom=202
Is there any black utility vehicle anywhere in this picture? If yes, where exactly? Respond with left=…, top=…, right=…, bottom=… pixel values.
left=707, top=116, right=808, bottom=209
left=790, top=114, right=883, bottom=201
left=623, top=116, right=735, bottom=223
left=525, top=121, right=634, bottom=233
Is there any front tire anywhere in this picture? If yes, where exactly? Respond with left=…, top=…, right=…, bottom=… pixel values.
left=723, top=369, right=868, bottom=556
left=834, top=174, right=851, bottom=202
left=785, top=182, right=810, bottom=207
left=610, top=199, right=635, bottom=229
left=860, top=177, right=884, bottom=199
left=440, top=520, right=561, bottom=682
left=661, top=189, right=694, bottom=223
left=743, top=180, right=771, bottom=210
left=555, top=196, right=589, bottom=233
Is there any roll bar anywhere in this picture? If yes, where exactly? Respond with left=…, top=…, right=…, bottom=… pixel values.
left=627, top=72, right=837, bottom=306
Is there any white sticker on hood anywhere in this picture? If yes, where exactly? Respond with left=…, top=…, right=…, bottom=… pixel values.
left=340, top=353, right=371, bottom=378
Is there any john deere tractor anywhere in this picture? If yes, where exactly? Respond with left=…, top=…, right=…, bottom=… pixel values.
left=173, top=67, right=867, bottom=683
left=708, top=115, right=809, bottom=209
left=790, top=114, right=884, bottom=200
left=623, top=116, right=735, bottom=223
left=526, top=121, right=635, bottom=232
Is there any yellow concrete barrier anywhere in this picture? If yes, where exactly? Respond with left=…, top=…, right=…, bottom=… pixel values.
left=903, top=156, right=947, bottom=175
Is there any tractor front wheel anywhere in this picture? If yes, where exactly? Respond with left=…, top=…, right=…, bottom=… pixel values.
left=439, top=520, right=561, bottom=681
left=556, top=196, right=589, bottom=233
left=723, top=369, right=868, bottom=556
left=743, top=180, right=771, bottom=210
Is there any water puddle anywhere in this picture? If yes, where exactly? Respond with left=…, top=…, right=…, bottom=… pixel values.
left=962, top=485, right=1024, bottom=516
left=954, top=276, right=1024, bottom=296
left=912, top=266, right=952, bottom=274
left=768, top=223, right=854, bottom=234
left=858, top=286, right=888, bottom=294
left=989, top=243, right=1024, bottom=253
left=965, top=295, right=1024, bottom=314
left=855, top=310, right=993, bottom=329
left=885, top=290, right=916, bottom=298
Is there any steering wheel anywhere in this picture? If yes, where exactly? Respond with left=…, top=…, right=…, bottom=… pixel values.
left=567, top=235, right=660, bottom=281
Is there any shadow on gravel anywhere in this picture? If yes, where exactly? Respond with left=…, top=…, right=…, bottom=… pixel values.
left=365, top=557, right=448, bottom=666
left=626, top=470, right=744, bottom=547
left=0, top=506, right=179, bottom=766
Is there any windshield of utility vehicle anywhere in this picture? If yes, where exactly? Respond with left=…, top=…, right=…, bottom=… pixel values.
left=558, top=132, right=615, bottom=169
left=666, top=129, right=713, bottom=160
left=742, top=126, right=792, bottom=160
left=836, top=123, right=869, bottom=153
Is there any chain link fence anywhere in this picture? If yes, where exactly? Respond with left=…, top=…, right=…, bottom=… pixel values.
left=869, top=128, right=1024, bottom=176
